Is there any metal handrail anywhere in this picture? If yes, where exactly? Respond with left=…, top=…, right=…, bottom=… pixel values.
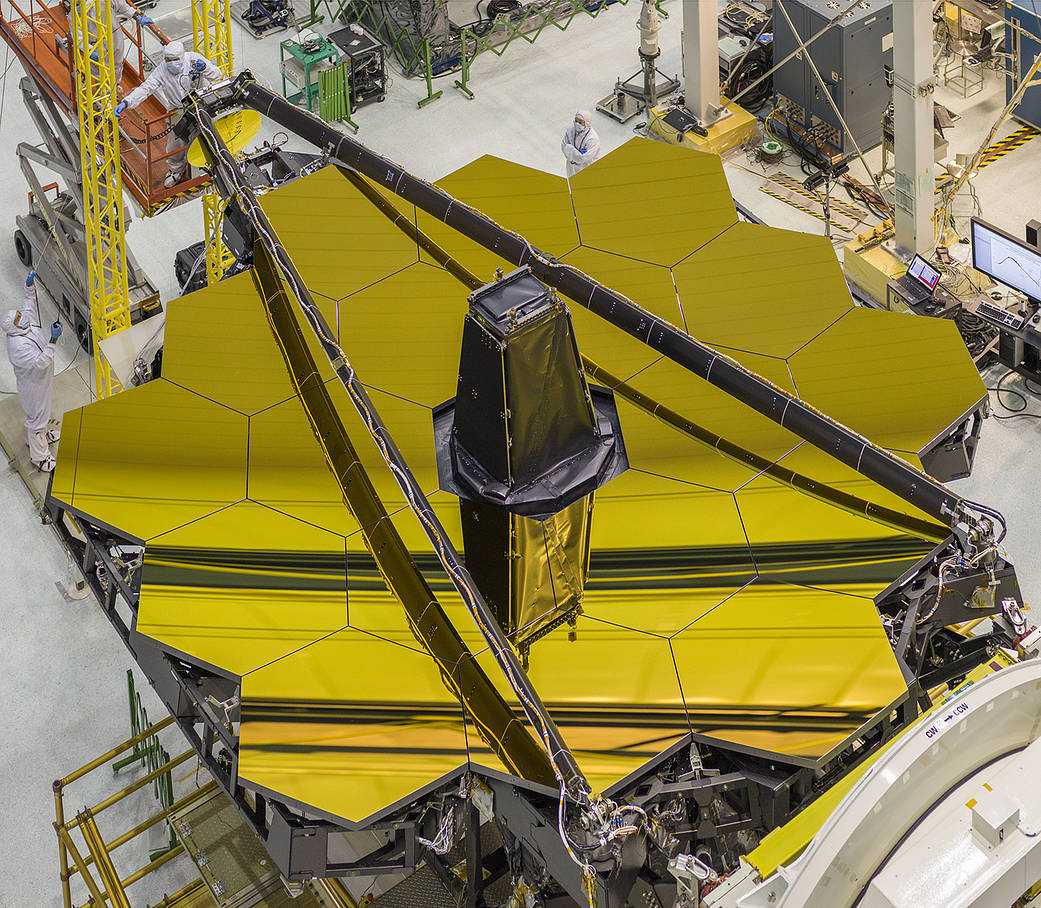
left=0, top=0, right=203, bottom=210
left=53, top=713, right=214, bottom=908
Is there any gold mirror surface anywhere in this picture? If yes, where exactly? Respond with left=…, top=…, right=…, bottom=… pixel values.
left=50, top=140, right=984, bottom=825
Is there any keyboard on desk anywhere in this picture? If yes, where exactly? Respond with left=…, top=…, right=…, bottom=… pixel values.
left=976, top=301, right=1026, bottom=331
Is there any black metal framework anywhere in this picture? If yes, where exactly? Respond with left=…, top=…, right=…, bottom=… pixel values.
left=918, top=406, right=985, bottom=482
left=43, top=478, right=1013, bottom=906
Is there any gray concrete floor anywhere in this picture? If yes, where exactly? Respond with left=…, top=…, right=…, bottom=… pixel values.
left=0, top=2, right=1040, bottom=905
left=0, top=461, right=201, bottom=906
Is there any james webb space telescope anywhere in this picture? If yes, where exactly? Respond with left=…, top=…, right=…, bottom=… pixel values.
left=44, top=71, right=1034, bottom=907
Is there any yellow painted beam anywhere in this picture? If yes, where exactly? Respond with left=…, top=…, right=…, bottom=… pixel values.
left=193, top=0, right=233, bottom=285
left=69, top=0, right=131, bottom=398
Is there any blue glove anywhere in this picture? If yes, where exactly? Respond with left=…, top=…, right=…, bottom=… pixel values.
left=51, top=322, right=63, bottom=342
left=26, top=270, right=36, bottom=287
left=90, top=50, right=98, bottom=61
left=134, top=12, right=153, bottom=23
left=191, top=58, right=206, bottom=73
left=580, top=146, right=587, bottom=153
left=115, top=100, right=127, bottom=117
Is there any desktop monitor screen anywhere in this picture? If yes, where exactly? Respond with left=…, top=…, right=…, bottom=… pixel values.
left=972, top=216, right=1041, bottom=302
left=907, top=254, right=940, bottom=291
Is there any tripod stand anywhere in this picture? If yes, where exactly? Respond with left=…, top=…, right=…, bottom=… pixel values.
left=804, top=158, right=850, bottom=242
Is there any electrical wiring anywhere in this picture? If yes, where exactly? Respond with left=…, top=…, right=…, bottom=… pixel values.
left=841, top=175, right=892, bottom=220
left=722, top=3, right=769, bottom=38
left=742, top=126, right=793, bottom=171
left=953, top=309, right=995, bottom=360
left=723, top=58, right=771, bottom=112
left=920, top=483, right=1013, bottom=622
left=939, top=260, right=983, bottom=298
left=961, top=495, right=1008, bottom=545
left=417, top=802, right=454, bottom=854
left=764, top=110, right=881, bottom=225
left=764, top=108, right=834, bottom=171
left=920, top=545, right=998, bottom=622
left=720, top=4, right=773, bottom=112
left=987, top=370, right=1041, bottom=421
left=485, top=0, right=521, bottom=18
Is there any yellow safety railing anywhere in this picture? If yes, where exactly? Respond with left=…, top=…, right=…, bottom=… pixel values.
left=53, top=713, right=216, bottom=908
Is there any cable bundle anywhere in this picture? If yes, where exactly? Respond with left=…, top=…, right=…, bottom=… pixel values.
left=954, top=308, right=996, bottom=361
left=841, top=175, right=892, bottom=219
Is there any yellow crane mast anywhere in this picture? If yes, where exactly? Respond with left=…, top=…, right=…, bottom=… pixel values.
left=69, top=0, right=131, bottom=399
left=193, top=0, right=234, bottom=285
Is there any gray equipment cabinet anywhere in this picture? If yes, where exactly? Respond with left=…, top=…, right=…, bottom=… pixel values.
left=773, top=0, right=894, bottom=152
left=1006, top=0, right=1041, bottom=129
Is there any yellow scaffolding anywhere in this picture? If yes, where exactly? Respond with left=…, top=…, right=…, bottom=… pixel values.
left=69, top=0, right=131, bottom=399
left=52, top=712, right=214, bottom=908
left=193, top=0, right=234, bottom=285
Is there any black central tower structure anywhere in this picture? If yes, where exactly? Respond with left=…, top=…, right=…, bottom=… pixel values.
left=434, top=267, right=628, bottom=658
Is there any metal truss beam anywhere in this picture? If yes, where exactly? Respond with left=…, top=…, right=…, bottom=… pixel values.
left=68, top=0, right=131, bottom=398
left=192, top=0, right=233, bottom=286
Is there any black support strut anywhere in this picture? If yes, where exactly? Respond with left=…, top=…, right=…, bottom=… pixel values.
left=233, top=75, right=969, bottom=532
left=187, top=95, right=582, bottom=794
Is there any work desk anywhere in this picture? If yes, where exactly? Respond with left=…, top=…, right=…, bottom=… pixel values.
left=946, top=0, right=1004, bottom=28
left=967, top=292, right=1041, bottom=380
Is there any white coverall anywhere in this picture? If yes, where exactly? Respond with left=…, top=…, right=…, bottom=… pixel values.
left=561, top=110, right=601, bottom=177
left=102, top=0, right=137, bottom=79
left=122, top=45, right=222, bottom=179
left=2, top=285, right=56, bottom=467
left=68, top=0, right=138, bottom=79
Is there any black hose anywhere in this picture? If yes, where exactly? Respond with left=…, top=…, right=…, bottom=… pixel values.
left=485, top=0, right=519, bottom=18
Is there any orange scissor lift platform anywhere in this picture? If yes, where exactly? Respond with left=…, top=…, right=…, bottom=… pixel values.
left=0, top=0, right=210, bottom=215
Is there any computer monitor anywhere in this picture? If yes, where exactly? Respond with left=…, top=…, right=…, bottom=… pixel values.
left=907, top=254, right=940, bottom=291
left=971, top=216, right=1041, bottom=304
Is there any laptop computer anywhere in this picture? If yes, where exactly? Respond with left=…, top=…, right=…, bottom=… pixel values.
left=895, top=254, right=941, bottom=304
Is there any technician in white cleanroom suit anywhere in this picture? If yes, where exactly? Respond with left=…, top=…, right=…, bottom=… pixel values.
left=561, top=110, right=601, bottom=177
left=115, top=41, right=222, bottom=188
left=61, top=0, right=154, bottom=81
left=2, top=271, right=63, bottom=472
